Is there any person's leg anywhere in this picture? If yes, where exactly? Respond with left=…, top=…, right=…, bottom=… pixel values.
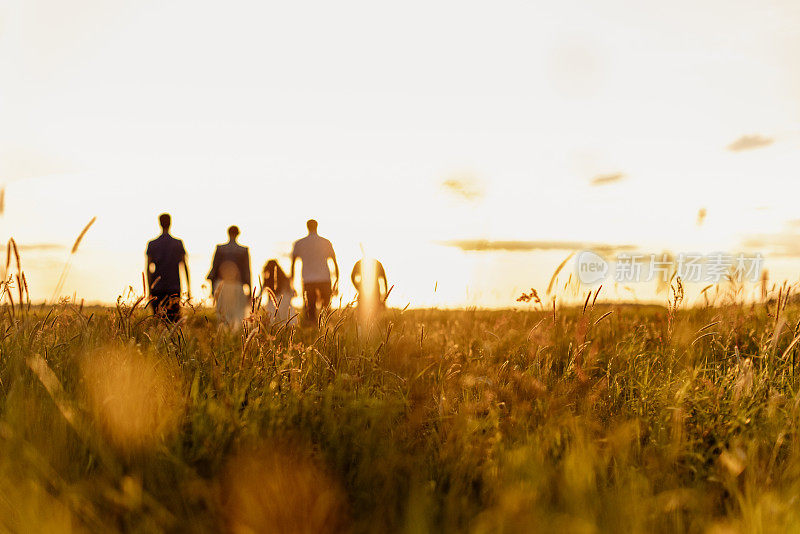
left=319, top=281, right=332, bottom=310
left=150, top=292, right=167, bottom=318
left=304, top=283, right=318, bottom=324
left=165, top=293, right=181, bottom=323
left=150, top=292, right=179, bottom=323
left=149, top=293, right=161, bottom=315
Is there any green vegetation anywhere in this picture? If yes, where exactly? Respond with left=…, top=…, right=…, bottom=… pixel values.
left=2, top=291, right=800, bottom=533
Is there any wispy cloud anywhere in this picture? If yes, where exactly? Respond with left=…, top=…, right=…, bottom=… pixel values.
left=589, top=172, right=625, bottom=186
left=741, top=235, right=800, bottom=257
left=739, top=218, right=800, bottom=257
left=441, top=174, right=485, bottom=202
left=727, top=134, right=774, bottom=152
left=0, top=146, right=78, bottom=182
left=441, top=239, right=634, bottom=254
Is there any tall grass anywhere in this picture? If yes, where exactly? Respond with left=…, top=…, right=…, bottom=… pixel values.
left=1, top=280, right=800, bottom=533
left=50, top=216, right=96, bottom=304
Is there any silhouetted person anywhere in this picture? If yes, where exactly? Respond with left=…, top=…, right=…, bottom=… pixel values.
left=207, top=226, right=251, bottom=327
left=261, top=259, right=295, bottom=322
left=145, top=213, right=190, bottom=323
left=290, top=219, right=339, bottom=325
left=351, top=258, right=388, bottom=309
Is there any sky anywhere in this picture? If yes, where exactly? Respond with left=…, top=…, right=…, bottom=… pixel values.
left=1, top=0, right=800, bottom=307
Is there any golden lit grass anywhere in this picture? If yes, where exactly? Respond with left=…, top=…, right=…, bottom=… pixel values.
left=221, top=441, right=348, bottom=534
left=51, top=216, right=96, bottom=303
left=0, top=475, right=82, bottom=534
left=80, top=346, right=185, bottom=454
left=4, top=287, right=800, bottom=532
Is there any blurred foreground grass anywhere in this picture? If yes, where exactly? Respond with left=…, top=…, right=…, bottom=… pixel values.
left=2, top=296, right=800, bottom=533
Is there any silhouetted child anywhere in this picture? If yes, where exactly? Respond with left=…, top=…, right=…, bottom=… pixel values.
left=351, top=258, right=388, bottom=311
left=261, top=259, right=295, bottom=322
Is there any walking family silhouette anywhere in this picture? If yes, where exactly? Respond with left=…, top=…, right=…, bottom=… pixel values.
left=145, top=214, right=388, bottom=326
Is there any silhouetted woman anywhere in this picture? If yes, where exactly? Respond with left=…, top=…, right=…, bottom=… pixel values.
left=207, top=226, right=251, bottom=327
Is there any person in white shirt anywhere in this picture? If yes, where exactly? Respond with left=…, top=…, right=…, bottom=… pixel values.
left=290, top=219, right=339, bottom=325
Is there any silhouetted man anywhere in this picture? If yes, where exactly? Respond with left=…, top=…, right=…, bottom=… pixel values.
left=290, top=219, right=339, bottom=325
left=207, top=225, right=251, bottom=327
left=351, top=258, right=388, bottom=309
left=146, top=213, right=190, bottom=323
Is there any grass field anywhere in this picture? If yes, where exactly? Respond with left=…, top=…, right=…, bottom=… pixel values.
left=2, top=286, right=800, bottom=533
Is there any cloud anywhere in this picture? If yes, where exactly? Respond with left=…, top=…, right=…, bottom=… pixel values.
left=739, top=218, right=800, bottom=257
left=741, top=233, right=800, bottom=257
left=0, top=146, right=78, bottom=181
left=589, top=172, right=625, bottom=186
left=727, top=134, right=774, bottom=152
left=441, top=239, right=635, bottom=254
left=441, top=174, right=485, bottom=202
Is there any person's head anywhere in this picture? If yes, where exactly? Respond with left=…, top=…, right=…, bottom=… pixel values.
left=158, top=213, right=171, bottom=232
left=227, top=225, right=240, bottom=240
left=306, top=219, right=318, bottom=234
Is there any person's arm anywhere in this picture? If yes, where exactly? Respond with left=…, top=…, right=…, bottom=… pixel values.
left=182, top=256, right=191, bottom=301
left=207, top=247, right=219, bottom=297
left=331, top=252, right=340, bottom=293
left=145, top=255, right=152, bottom=295
left=175, top=241, right=190, bottom=300
left=290, top=248, right=297, bottom=282
left=243, top=249, right=252, bottom=295
left=378, top=264, right=387, bottom=299
left=350, top=262, right=360, bottom=290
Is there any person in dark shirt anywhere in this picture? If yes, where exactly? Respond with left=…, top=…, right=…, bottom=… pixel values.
left=207, top=225, right=251, bottom=326
left=145, top=213, right=190, bottom=323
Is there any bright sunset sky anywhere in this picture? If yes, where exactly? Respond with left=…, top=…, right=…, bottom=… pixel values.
left=1, top=0, right=800, bottom=307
